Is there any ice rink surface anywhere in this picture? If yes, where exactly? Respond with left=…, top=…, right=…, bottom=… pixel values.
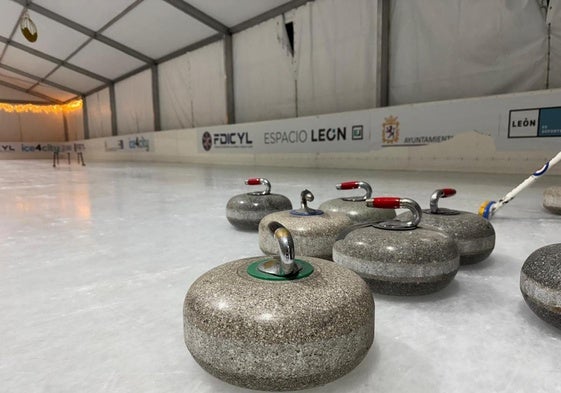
left=2, top=159, right=560, bottom=393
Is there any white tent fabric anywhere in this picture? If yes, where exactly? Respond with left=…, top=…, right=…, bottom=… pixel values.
left=548, top=0, right=561, bottom=88
left=0, top=111, right=23, bottom=141
left=294, top=0, right=378, bottom=116
left=19, top=112, right=64, bottom=141
left=0, top=109, right=64, bottom=141
left=86, top=88, right=112, bottom=139
left=2, top=0, right=561, bottom=143
left=159, top=40, right=227, bottom=130
left=65, top=109, right=84, bottom=142
left=233, top=16, right=296, bottom=123
left=389, top=0, right=548, bottom=105
left=233, top=0, right=379, bottom=123
left=115, top=69, right=154, bottom=135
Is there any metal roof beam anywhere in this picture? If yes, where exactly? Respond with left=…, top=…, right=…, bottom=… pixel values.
left=0, top=79, right=61, bottom=103
left=0, top=63, right=83, bottom=96
left=157, top=33, right=223, bottom=64
left=0, top=35, right=111, bottom=83
left=163, top=0, right=229, bottom=34
left=13, top=0, right=154, bottom=64
left=230, top=0, right=314, bottom=34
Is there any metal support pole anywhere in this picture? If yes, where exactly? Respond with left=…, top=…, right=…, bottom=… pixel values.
left=224, top=34, right=235, bottom=124
left=151, top=64, right=161, bottom=131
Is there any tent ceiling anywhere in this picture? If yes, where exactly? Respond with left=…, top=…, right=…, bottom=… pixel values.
left=0, top=0, right=308, bottom=104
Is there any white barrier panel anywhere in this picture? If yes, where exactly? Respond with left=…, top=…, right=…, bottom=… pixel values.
left=194, top=89, right=561, bottom=155
left=196, top=110, right=373, bottom=153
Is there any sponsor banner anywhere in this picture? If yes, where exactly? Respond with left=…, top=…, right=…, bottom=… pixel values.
left=104, top=135, right=152, bottom=152
left=372, top=89, right=561, bottom=151
left=496, top=90, right=561, bottom=150
left=0, top=142, right=85, bottom=153
left=197, top=110, right=373, bottom=153
left=508, top=106, right=561, bottom=138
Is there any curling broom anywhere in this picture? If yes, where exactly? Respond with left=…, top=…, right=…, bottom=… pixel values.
left=479, top=152, right=561, bottom=219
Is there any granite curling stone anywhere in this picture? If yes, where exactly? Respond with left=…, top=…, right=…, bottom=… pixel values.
left=399, top=188, right=495, bottom=265
left=226, top=177, right=292, bottom=230
left=184, top=222, right=375, bottom=391
left=520, top=243, right=561, bottom=329
left=543, top=186, right=561, bottom=215
left=333, top=197, right=460, bottom=296
left=259, top=189, right=352, bottom=260
left=319, top=180, right=396, bottom=223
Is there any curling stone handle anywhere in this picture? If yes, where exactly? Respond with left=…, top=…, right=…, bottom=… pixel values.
left=367, top=197, right=401, bottom=209
left=367, top=197, right=422, bottom=228
left=246, top=177, right=271, bottom=196
left=430, top=188, right=457, bottom=213
left=257, top=221, right=300, bottom=277
left=300, top=189, right=314, bottom=210
left=337, top=181, right=373, bottom=201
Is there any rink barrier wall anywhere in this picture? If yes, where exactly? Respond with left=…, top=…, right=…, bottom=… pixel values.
left=2, top=89, right=561, bottom=175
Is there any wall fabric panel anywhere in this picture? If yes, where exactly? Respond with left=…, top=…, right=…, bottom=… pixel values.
left=65, top=109, right=84, bottom=141
left=294, top=0, right=378, bottom=116
left=389, top=0, right=548, bottom=105
left=0, top=110, right=64, bottom=142
left=86, top=88, right=112, bottom=139
left=159, top=41, right=227, bottom=130
left=0, top=111, right=23, bottom=141
left=115, top=70, right=154, bottom=135
left=20, top=112, right=65, bottom=142
left=233, top=16, right=297, bottom=123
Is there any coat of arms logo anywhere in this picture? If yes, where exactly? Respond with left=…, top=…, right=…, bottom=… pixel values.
left=382, top=116, right=399, bottom=144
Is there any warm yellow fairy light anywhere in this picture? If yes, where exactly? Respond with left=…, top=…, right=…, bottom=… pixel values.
left=0, top=99, right=82, bottom=114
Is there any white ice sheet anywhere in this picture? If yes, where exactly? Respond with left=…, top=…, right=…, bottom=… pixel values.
left=1, top=160, right=560, bottom=393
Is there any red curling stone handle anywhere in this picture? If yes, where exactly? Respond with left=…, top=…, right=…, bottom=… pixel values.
left=338, top=181, right=360, bottom=190
left=440, top=188, right=456, bottom=197
left=246, top=178, right=262, bottom=185
left=367, top=197, right=401, bottom=209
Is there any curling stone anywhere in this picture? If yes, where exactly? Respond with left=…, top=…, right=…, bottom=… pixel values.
left=520, top=244, right=561, bottom=329
left=319, top=180, right=396, bottom=223
left=184, top=222, right=375, bottom=391
left=226, top=178, right=292, bottom=230
left=543, top=186, right=561, bottom=214
left=399, top=189, right=495, bottom=265
left=259, top=189, right=352, bottom=260
left=333, top=197, right=460, bottom=296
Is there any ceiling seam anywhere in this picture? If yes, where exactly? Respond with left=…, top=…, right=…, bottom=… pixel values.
left=25, top=0, right=147, bottom=97
left=0, top=34, right=111, bottom=84
left=163, top=0, right=229, bottom=34
left=12, top=0, right=154, bottom=64
left=0, top=63, right=82, bottom=96
left=0, top=78, right=61, bottom=103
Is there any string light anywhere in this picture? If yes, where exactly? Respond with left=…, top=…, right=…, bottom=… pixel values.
left=0, top=99, right=82, bottom=114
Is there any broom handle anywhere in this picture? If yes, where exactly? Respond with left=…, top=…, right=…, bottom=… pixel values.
left=494, top=152, right=561, bottom=210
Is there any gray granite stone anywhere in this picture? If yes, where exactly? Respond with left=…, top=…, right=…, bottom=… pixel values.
left=319, top=198, right=396, bottom=224
left=226, top=193, right=292, bottom=230
left=543, top=186, right=561, bottom=214
left=184, top=256, right=375, bottom=391
left=259, top=211, right=352, bottom=260
left=520, top=244, right=561, bottom=329
left=398, top=210, right=495, bottom=265
left=333, top=225, right=460, bottom=295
